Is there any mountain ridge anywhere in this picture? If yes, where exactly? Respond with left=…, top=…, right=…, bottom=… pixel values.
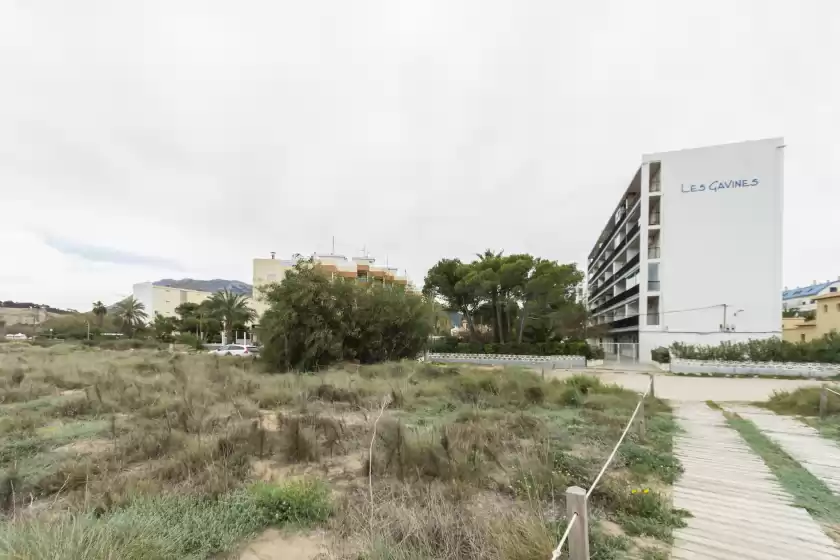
left=153, top=278, right=253, bottom=296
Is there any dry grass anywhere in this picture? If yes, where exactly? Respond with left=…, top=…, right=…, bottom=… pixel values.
left=0, top=343, right=683, bottom=559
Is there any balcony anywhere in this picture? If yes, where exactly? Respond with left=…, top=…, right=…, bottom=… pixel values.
left=609, top=314, right=640, bottom=329
left=649, top=212, right=661, bottom=226
left=650, top=179, right=661, bottom=193
left=648, top=246, right=660, bottom=259
left=647, top=313, right=660, bottom=326
left=590, top=254, right=640, bottom=302
left=648, top=280, right=661, bottom=291
left=589, top=223, right=641, bottom=281
left=592, top=284, right=640, bottom=314
left=589, top=198, right=641, bottom=269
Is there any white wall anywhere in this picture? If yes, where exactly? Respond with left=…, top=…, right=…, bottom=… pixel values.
left=132, top=282, right=155, bottom=323
left=639, top=138, right=783, bottom=360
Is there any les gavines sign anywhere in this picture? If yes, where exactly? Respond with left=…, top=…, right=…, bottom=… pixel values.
left=680, top=177, right=760, bottom=194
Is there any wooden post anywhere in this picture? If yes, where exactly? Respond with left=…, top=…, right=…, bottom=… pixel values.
left=566, top=486, right=590, bottom=560
left=649, top=374, right=655, bottom=399
left=639, top=398, right=647, bottom=440
left=820, top=386, right=828, bottom=419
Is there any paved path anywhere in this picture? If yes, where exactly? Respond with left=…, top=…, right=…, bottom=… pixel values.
left=548, top=370, right=824, bottom=401
left=726, top=405, right=840, bottom=495
left=671, top=403, right=840, bottom=559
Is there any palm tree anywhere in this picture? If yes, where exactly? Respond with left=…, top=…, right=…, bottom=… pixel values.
left=114, top=297, right=148, bottom=336
left=206, top=289, right=257, bottom=343
left=92, top=301, right=107, bottom=327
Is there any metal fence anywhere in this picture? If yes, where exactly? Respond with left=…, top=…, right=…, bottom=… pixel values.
left=599, top=341, right=639, bottom=363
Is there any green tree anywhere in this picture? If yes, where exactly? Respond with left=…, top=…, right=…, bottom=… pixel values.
left=422, top=258, right=483, bottom=338
left=206, top=289, right=257, bottom=343
left=113, top=296, right=148, bottom=336
left=782, top=309, right=798, bottom=318
left=152, top=313, right=177, bottom=342
left=260, top=260, right=432, bottom=372
left=92, top=301, right=107, bottom=327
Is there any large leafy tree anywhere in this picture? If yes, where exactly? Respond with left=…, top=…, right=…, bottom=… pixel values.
left=113, top=296, right=148, bottom=336
left=424, top=251, right=585, bottom=344
left=91, top=301, right=107, bottom=327
left=206, top=289, right=257, bottom=343
left=422, top=258, right=483, bottom=336
left=260, top=260, right=433, bottom=372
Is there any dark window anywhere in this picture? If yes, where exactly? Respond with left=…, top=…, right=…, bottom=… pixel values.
left=824, top=305, right=829, bottom=313
left=801, top=334, right=806, bottom=342
left=832, top=287, right=838, bottom=293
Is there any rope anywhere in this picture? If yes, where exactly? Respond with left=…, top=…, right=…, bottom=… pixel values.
left=548, top=379, right=652, bottom=558
left=549, top=512, right=578, bottom=560
left=825, top=386, right=840, bottom=398
left=586, top=386, right=649, bottom=498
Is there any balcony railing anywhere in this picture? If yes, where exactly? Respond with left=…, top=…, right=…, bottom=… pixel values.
left=592, top=284, right=640, bottom=314
left=588, top=199, right=641, bottom=269
left=648, top=246, right=661, bottom=259
left=589, top=223, right=640, bottom=281
left=647, top=313, right=660, bottom=326
left=648, top=280, right=661, bottom=291
left=589, top=254, right=640, bottom=302
left=609, top=314, right=640, bottom=329
left=650, top=179, right=661, bottom=193
left=649, top=212, right=661, bottom=226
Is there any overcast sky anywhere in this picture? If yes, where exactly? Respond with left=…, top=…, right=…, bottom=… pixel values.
left=1, top=1, right=838, bottom=310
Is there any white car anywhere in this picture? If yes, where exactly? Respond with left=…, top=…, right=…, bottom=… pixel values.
left=209, top=344, right=260, bottom=357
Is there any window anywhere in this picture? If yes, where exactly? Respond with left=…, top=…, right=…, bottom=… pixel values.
left=810, top=299, right=816, bottom=304
left=831, top=287, right=838, bottom=293
left=836, top=303, right=840, bottom=312
left=802, top=301, right=807, bottom=305
left=801, top=334, right=806, bottom=342
left=824, top=305, right=829, bottom=313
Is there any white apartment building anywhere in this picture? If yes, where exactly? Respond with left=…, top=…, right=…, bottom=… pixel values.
left=586, top=138, right=784, bottom=362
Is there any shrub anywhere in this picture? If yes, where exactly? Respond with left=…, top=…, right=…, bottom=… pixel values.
left=249, top=479, right=331, bottom=525
left=670, top=333, right=840, bottom=363
left=259, top=260, right=433, bottom=372
left=430, top=337, right=594, bottom=357
left=651, top=347, right=670, bottom=364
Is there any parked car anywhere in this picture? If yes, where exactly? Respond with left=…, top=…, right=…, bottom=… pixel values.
left=209, top=344, right=260, bottom=357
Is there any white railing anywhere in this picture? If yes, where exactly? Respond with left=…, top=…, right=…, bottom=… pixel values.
left=550, top=375, right=654, bottom=559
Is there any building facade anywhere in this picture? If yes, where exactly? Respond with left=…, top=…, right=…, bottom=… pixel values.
left=587, top=138, right=784, bottom=363
left=132, top=282, right=215, bottom=322
left=782, top=281, right=840, bottom=314
left=252, top=253, right=408, bottom=317
left=783, top=292, right=840, bottom=343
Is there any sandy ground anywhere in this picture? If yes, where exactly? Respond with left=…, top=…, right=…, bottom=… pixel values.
left=239, top=529, right=326, bottom=560
left=547, top=370, right=825, bottom=402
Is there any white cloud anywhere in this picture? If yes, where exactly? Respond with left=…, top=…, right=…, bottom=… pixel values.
left=1, top=0, right=838, bottom=309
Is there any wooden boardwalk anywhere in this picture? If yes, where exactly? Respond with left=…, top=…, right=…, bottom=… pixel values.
left=670, top=403, right=840, bottom=559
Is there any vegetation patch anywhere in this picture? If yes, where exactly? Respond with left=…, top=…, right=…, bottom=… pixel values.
left=723, top=411, right=840, bottom=523
left=0, top=480, right=330, bottom=560
left=0, top=344, right=682, bottom=559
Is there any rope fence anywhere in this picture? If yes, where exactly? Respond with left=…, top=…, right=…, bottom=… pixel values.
left=820, top=385, right=840, bottom=418
left=548, top=374, right=655, bottom=560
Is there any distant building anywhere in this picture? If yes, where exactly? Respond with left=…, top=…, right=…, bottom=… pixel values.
left=132, top=282, right=215, bottom=322
left=783, top=292, right=840, bottom=343
left=782, top=280, right=840, bottom=314
left=252, top=252, right=409, bottom=317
